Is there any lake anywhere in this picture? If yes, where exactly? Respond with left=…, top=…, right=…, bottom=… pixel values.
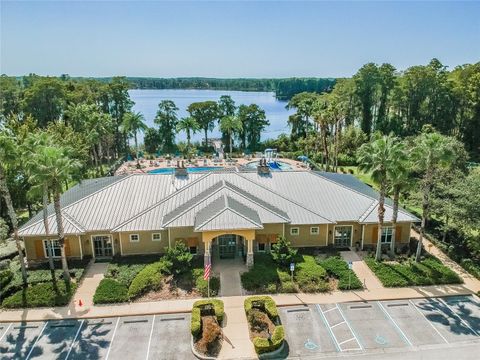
left=129, top=89, right=293, bottom=143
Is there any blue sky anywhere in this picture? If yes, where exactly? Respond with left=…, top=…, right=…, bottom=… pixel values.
left=1, top=1, right=479, bottom=77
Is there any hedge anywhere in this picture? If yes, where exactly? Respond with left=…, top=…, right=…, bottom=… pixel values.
left=319, top=256, right=363, bottom=290
left=244, top=296, right=284, bottom=355
left=93, top=278, right=129, bottom=304
left=295, top=256, right=329, bottom=293
left=192, top=268, right=220, bottom=297
left=2, top=281, right=77, bottom=308
left=127, top=260, right=170, bottom=300
left=0, top=269, right=13, bottom=289
left=191, top=299, right=224, bottom=337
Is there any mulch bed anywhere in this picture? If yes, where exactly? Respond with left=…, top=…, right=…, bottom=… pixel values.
left=194, top=315, right=223, bottom=357
left=247, top=309, right=276, bottom=340
left=137, top=275, right=201, bottom=302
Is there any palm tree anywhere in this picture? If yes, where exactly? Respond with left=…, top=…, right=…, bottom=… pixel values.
left=121, top=111, right=147, bottom=167
left=0, top=130, right=28, bottom=287
left=411, top=131, right=454, bottom=262
left=358, top=133, right=404, bottom=261
left=386, top=142, right=409, bottom=254
left=219, top=115, right=243, bottom=155
left=313, top=95, right=332, bottom=171
left=34, top=145, right=82, bottom=286
left=176, top=117, right=200, bottom=147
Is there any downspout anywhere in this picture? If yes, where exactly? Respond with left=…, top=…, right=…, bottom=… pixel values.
left=78, top=235, right=83, bottom=260
left=361, top=225, right=365, bottom=250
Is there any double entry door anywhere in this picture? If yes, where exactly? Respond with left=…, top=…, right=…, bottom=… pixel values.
left=93, top=235, right=113, bottom=257
left=334, top=226, right=352, bottom=247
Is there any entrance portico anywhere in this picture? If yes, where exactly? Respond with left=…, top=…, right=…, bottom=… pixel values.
left=202, top=229, right=256, bottom=267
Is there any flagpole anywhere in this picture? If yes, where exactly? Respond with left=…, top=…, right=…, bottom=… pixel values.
left=208, top=276, right=210, bottom=298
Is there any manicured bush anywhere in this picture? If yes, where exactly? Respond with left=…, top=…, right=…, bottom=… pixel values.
left=295, top=255, right=329, bottom=292
left=319, top=256, right=363, bottom=290
left=93, top=278, right=129, bottom=304
left=279, top=281, right=297, bottom=293
left=105, top=258, right=155, bottom=287
left=271, top=236, right=297, bottom=267
left=194, top=269, right=220, bottom=297
left=0, top=269, right=13, bottom=288
left=2, top=281, right=76, bottom=308
left=253, top=325, right=285, bottom=354
left=365, top=255, right=463, bottom=287
left=244, top=296, right=278, bottom=319
left=164, top=241, right=193, bottom=275
left=127, top=260, right=170, bottom=299
left=191, top=299, right=224, bottom=337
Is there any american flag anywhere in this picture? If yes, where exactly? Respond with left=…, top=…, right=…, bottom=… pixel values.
left=204, top=256, right=211, bottom=280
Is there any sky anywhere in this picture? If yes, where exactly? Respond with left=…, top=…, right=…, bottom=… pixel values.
left=1, top=1, right=479, bottom=78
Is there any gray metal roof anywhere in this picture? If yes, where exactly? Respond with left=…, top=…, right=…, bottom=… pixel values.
left=19, top=170, right=418, bottom=236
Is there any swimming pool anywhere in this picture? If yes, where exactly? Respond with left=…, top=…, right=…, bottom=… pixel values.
left=148, top=166, right=224, bottom=174
left=244, top=160, right=293, bottom=171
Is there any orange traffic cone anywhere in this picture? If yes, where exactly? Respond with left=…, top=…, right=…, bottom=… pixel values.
left=78, top=299, right=83, bottom=307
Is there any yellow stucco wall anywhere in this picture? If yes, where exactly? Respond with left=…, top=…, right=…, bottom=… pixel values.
left=363, top=222, right=411, bottom=245
left=118, top=230, right=169, bottom=256
left=23, top=235, right=82, bottom=261
left=285, top=224, right=329, bottom=247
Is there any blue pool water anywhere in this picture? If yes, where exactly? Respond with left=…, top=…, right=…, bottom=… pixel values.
left=148, top=166, right=223, bottom=174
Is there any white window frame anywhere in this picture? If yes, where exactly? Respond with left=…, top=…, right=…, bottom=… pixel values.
left=310, top=226, right=320, bottom=235
left=257, top=242, right=266, bottom=252
left=129, top=234, right=140, bottom=243
left=333, top=225, right=353, bottom=247
left=290, top=227, right=300, bottom=236
left=43, top=239, right=61, bottom=258
left=152, top=233, right=162, bottom=242
left=381, top=226, right=393, bottom=244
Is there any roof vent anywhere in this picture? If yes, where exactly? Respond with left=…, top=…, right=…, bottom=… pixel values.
left=257, top=157, right=270, bottom=175
left=174, top=160, right=188, bottom=177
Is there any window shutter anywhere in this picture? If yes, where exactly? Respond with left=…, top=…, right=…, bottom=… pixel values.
left=372, top=225, right=378, bottom=242
left=395, top=226, right=402, bottom=242
left=35, top=240, right=45, bottom=259
left=187, top=237, right=198, bottom=247
left=65, top=239, right=71, bottom=256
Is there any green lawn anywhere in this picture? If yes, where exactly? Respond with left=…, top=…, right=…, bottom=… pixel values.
left=365, top=255, right=462, bottom=287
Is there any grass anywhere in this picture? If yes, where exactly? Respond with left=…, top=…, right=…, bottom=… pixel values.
left=365, top=255, right=462, bottom=287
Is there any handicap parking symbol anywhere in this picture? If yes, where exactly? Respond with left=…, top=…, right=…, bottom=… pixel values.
left=375, top=334, right=388, bottom=345
left=304, top=338, right=319, bottom=351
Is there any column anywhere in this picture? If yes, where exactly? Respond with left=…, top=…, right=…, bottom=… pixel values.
left=246, top=238, right=254, bottom=267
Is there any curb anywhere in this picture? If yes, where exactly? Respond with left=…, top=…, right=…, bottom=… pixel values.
left=258, top=340, right=286, bottom=360
left=191, top=335, right=219, bottom=360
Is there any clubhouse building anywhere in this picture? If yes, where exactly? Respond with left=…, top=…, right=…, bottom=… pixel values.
left=19, top=170, right=418, bottom=267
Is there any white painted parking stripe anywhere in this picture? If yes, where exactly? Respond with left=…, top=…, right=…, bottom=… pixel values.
left=409, top=300, right=448, bottom=344
left=437, top=298, right=480, bottom=336
left=105, top=317, right=120, bottom=360
left=323, top=307, right=338, bottom=314
left=331, top=321, right=346, bottom=328
left=25, top=321, right=48, bottom=360
left=145, top=315, right=156, bottom=360
left=338, top=337, right=356, bottom=345
left=377, top=302, right=412, bottom=346
left=0, top=323, right=12, bottom=343
left=336, top=304, right=364, bottom=351
left=65, top=320, right=84, bottom=360
left=315, top=304, right=341, bottom=352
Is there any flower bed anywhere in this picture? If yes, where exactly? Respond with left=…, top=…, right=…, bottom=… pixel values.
left=244, top=296, right=285, bottom=355
left=191, top=299, right=224, bottom=358
left=365, top=255, right=462, bottom=287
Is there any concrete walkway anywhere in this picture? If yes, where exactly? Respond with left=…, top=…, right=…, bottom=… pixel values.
left=214, top=258, right=246, bottom=297
left=218, top=296, right=256, bottom=359
left=69, top=261, right=108, bottom=307
left=340, top=250, right=384, bottom=291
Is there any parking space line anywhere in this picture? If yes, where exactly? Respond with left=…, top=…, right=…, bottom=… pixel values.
left=377, top=302, right=412, bottom=346
left=65, top=320, right=84, bottom=360
left=315, top=304, right=341, bottom=352
left=409, top=300, right=448, bottom=344
left=323, top=307, right=337, bottom=314
left=105, top=317, right=120, bottom=360
left=0, top=323, right=12, bottom=342
left=437, top=298, right=479, bottom=336
left=336, top=304, right=364, bottom=350
left=331, top=321, right=346, bottom=328
left=145, top=315, right=156, bottom=360
left=25, top=321, right=48, bottom=360
left=338, top=338, right=356, bottom=345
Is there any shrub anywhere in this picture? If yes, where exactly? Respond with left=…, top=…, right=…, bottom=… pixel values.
left=2, top=281, right=76, bottom=308
left=93, top=278, right=129, bottom=304
left=191, top=299, right=224, bottom=337
left=244, top=296, right=278, bottom=319
left=271, top=236, right=297, bottom=268
left=279, top=281, right=297, bottom=293
left=164, top=241, right=193, bottom=275
left=0, top=269, right=13, bottom=288
left=127, top=260, right=170, bottom=299
left=253, top=325, right=285, bottom=354
left=319, top=256, right=363, bottom=290
left=241, top=254, right=280, bottom=292
left=194, top=272, right=220, bottom=297
left=295, top=255, right=329, bottom=293
left=105, top=257, right=158, bottom=287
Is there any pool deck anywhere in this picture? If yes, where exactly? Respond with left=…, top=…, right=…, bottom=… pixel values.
left=115, top=157, right=308, bottom=175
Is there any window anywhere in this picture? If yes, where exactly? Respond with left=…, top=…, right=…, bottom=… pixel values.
left=43, top=240, right=61, bottom=258
left=189, top=246, right=197, bottom=255
left=290, top=227, right=299, bottom=236
left=152, top=233, right=161, bottom=242
left=258, top=243, right=266, bottom=252
left=310, top=227, right=319, bottom=235
left=381, top=227, right=393, bottom=243
left=130, top=234, right=140, bottom=242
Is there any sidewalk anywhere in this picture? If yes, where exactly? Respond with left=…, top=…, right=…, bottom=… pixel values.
left=340, top=250, right=384, bottom=291
left=70, top=261, right=108, bottom=307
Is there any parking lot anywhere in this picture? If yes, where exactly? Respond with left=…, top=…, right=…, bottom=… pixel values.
left=0, top=313, right=193, bottom=360
left=280, top=295, right=480, bottom=359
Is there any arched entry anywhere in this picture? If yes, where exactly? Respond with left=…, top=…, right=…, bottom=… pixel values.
left=212, top=234, right=245, bottom=259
